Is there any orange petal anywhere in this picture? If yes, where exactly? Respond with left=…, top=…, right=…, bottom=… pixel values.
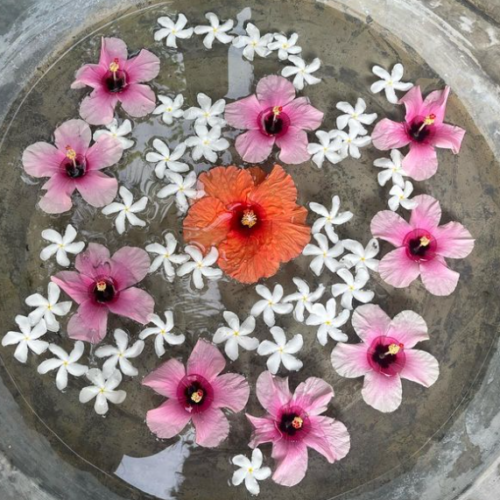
left=247, top=166, right=267, bottom=186
left=198, top=166, right=254, bottom=206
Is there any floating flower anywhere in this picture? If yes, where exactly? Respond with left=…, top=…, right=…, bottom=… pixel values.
left=302, top=233, right=344, bottom=276
left=176, top=246, right=223, bottom=289
left=246, top=371, right=350, bottom=486
left=194, top=13, right=234, bottom=49
left=337, top=122, right=371, bottom=159
left=309, top=195, right=353, bottom=242
left=331, top=304, right=439, bottom=412
left=340, top=239, right=380, bottom=272
left=372, top=86, right=466, bottom=180
left=40, top=224, right=85, bottom=268
left=37, top=341, right=88, bottom=391
left=143, top=339, right=250, bottom=447
left=307, top=130, right=343, bottom=168
left=251, top=285, right=293, bottom=327
left=139, top=311, right=185, bottom=357
left=370, top=194, right=474, bottom=295
left=305, top=298, right=350, bottom=346
left=22, top=119, right=123, bottom=213
left=225, top=75, right=323, bottom=164
left=268, top=33, right=302, bottom=61
left=93, top=118, right=134, bottom=150
left=146, top=233, right=189, bottom=282
left=25, top=282, right=72, bottom=332
left=102, top=186, right=148, bottom=234
left=52, top=243, right=154, bottom=343
left=388, top=180, right=418, bottom=212
left=157, top=171, right=199, bottom=213
left=183, top=93, right=226, bottom=127
left=332, top=268, right=374, bottom=310
left=71, top=37, right=160, bottom=125
left=232, top=23, right=273, bottom=61
left=79, top=368, right=126, bottom=415
left=183, top=165, right=310, bottom=283
left=184, top=125, right=229, bottom=162
left=283, top=278, right=325, bottom=323
left=257, top=327, right=303, bottom=374
left=153, top=94, right=185, bottom=125
left=336, top=98, right=377, bottom=134
left=155, top=14, right=193, bottom=48
left=370, top=63, right=413, bottom=104
left=146, top=140, right=189, bottom=178
left=373, top=149, right=408, bottom=187
left=231, top=448, right=271, bottom=495
left=213, top=312, right=258, bottom=361
left=2, top=316, right=48, bottom=364
left=281, top=56, right=321, bottom=90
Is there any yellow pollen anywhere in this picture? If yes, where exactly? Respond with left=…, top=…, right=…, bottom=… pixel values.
left=325, top=320, right=332, bottom=326
left=420, top=236, right=431, bottom=247
left=291, top=416, right=303, bottom=429
left=241, top=209, right=258, bottom=228
left=424, top=114, right=436, bottom=126
left=160, top=329, right=166, bottom=335
left=109, top=58, right=120, bottom=72
left=248, top=467, right=254, bottom=473
left=272, top=105, right=283, bottom=116
left=167, top=107, right=173, bottom=112
left=99, top=388, right=105, bottom=394
left=233, top=331, right=240, bottom=336
left=191, top=389, right=204, bottom=403
left=63, top=361, right=68, bottom=366
left=47, top=305, right=52, bottom=310
left=96, top=281, right=107, bottom=292
left=65, top=146, right=77, bottom=160
left=349, top=285, right=355, bottom=291
left=387, top=343, right=403, bottom=355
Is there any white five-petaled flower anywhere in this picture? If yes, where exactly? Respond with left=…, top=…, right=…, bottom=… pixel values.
left=305, top=298, right=350, bottom=346
left=157, top=171, right=199, bottom=213
left=183, top=93, right=226, bottom=128
left=102, top=186, right=148, bottom=235
left=281, top=56, right=321, bottom=90
left=232, top=23, right=273, bottom=61
left=370, top=63, right=414, bottom=104
left=267, top=33, right=302, bottom=60
left=309, top=195, right=353, bottom=242
left=337, top=122, right=372, bottom=159
left=194, top=12, right=234, bottom=49
left=37, top=341, right=88, bottom=391
left=139, top=311, right=185, bottom=358
left=213, top=311, right=258, bottom=361
left=331, top=268, right=374, bottom=310
left=40, top=224, right=85, bottom=267
left=95, top=329, right=145, bottom=377
left=177, top=246, right=223, bottom=289
left=93, top=118, right=134, bottom=150
left=340, top=239, right=380, bottom=272
left=155, top=13, right=193, bottom=48
left=250, top=284, right=293, bottom=327
left=307, top=130, right=343, bottom=168
left=388, top=180, right=418, bottom=212
left=373, top=149, right=408, bottom=187
left=232, top=448, right=271, bottom=495
left=146, top=233, right=190, bottom=282
left=257, top=326, right=303, bottom=374
left=283, top=278, right=325, bottom=323
left=2, top=316, right=48, bottom=364
left=153, top=94, right=185, bottom=125
left=302, top=233, right=344, bottom=276
left=79, top=369, right=126, bottom=416
left=336, top=98, right=377, bottom=135
left=146, top=139, right=189, bottom=178
left=184, top=125, right=229, bottom=163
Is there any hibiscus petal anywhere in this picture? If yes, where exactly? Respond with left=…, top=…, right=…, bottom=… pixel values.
left=431, top=123, right=465, bottom=153
left=76, top=171, right=118, bottom=208
left=192, top=406, right=230, bottom=447
left=142, top=358, right=185, bottom=397
left=51, top=272, right=93, bottom=304
left=123, top=49, right=160, bottom=83
left=304, top=416, right=350, bottom=462
left=378, top=247, right=421, bottom=288
left=235, top=130, right=275, bottom=163
left=54, top=119, right=91, bottom=153
left=362, top=371, right=402, bottom=413
left=433, top=221, right=474, bottom=259
left=22, top=142, right=64, bottom=178
left=39, top=174, right=76, bottom=214
left=419, top=256, right=460, bottom=296
left=422, top=86, right=449, bottom=125
left=372, top=119, right=410, bottom=150
left=292, top=377, right=333, bottom=415
left=86, top=135, right=123, bottom=170
left=409, top=194, right=442, bottom=231
left=79, top=89, right=118, bottom=126
left=110, top=246, right=151, bottom=289
left=120, top=83, right=157, bottom=117
left=402, top=143, right=438, bottom=181
left=146, top=399, right=191, bottom=439
left=331, top=343, right=371, bottom=378
left=271, top=440, right=308, bottom=487
left=212, top=373, right=250, bottom=412
left=256, top=75, right=296, bottom=109
left=399, top=349, right=439, bottom=387
left=282, top=97, right=323, bottom=130
left=67, top=301, right=109, bottom=344
left=99, top=37, right=128, bottom=67
left=187, top=339, right=225, bottom=382
left=389, top=310, right=429, bottom=348
left=399, top=86, right=424, bottom=123
left=370, top=210, right=411, bottom=247
left=351, top=304, right=391, bottom=344
left=106, top=287, right=154, bottom=324
left=255, top=370, right=291, bottom=417
left=247, top=414, right=279, bottom=447
left=224, top=95, right=262, bottom=130
left=276, top=126, right=311, bottom=164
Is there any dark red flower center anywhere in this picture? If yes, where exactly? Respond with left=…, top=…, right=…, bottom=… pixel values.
left=103, top=58, right=128, bottom=93
left=367, top=336, right=406, bottom=376
left=62, top=147, right=87, bottom=178
left=92, top=278, right=116, bottom=303
left=277, top=405, right=310, bottom=441
left=407, top=113, right=436, bottom=143
left=403, top=228, right=437, bottom=262
left=177, top=374, right=213, bottom=414
left=258, top=106, right=290, bottom=137
left=229, top=202, right=265, bottom=238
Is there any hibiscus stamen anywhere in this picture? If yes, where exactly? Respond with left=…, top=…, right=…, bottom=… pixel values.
left=417, top=113, right=436, bottom=133
left=109, top=58, right=120, bottom=81
left=96, top=280, right=107, bottom=292
left=291, top=416, right=303, bottom=429
left=272, top=105, right=283, bottom=126
left=413, top=235, right=432, bottom=252
left=190, top=389, right=204, bottom=403
left=65, top=146, right=77, bottom=166
left=380, top=343, right=404, bottom=358
left=241, top=209, right=258, bottom=228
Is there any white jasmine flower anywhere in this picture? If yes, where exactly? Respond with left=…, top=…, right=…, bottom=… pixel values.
left=139, top=311, right=185, bottom=358
left=267, top=33, right=302, bottom=60
left=213, top=312, right=258, bottom=361
left=232, top=23, right=273, bottom=61
left=250, top=284, right=293, bottom=327
left=307, top=130, right=343, bottom=168
left=302, top=233, right=344, bottom=276
left=93, top=118, right=134, bottom=149
left=283, top=278, right=325, bottom=323
left=37, top=341, right=88, bottom=391
left=331, top=268, right=374, bottom=310
left=336, top=98, right=377, bottom=134
left=340, top=239, right=380, bottom=272
left=184, top=125, right=229, bottom=162
left=146, top=233, right=190, bottom=282
left=146, top=139, right=189, bottom=178
left=194, top=12, right=234, bottom=49
left=305, top=298, right=350, bottom=346
left=232, top=448, right=271, bottom=495
left=2, top=316, right=48, bottom=364
left=281, top=56, right=321, bottom=90
left=309, top=195, right=353, bottom=242
left=102, top=186, right=148, bottom=235
left=370, top=63, right=414, bottom=104
left=79, top=369, right=126, bottom=416
left=373, top=149, right=408, bottom=187
left=40, top=224, right=85, bottom=267
left=257, top=327, right=303, bottom=374
left=155, top=14, right=193, bottom=48
left=183, top=93, right=226, bottom=128
left=337, top=122, right=371, bottom=159
left=388, top=180, right=418, bottom=211
left=157, top=171, right=199, bottom=213
left=153, top=94, right=185, bottom=125
left=177, top=246, right=223, bottom=289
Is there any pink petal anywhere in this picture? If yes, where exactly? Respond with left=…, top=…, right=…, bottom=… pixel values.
left=211, top=373, right=250, bottom=413
left=106, top=287, right=155, bottom=324
left=370, top=210, right=412, bottom=247
left=409, top=194, right=442, bottom=231
left=282, top=97, right=323, bottom=130
left=192, top=406, right=230, bottom=447
left=399, top=86, right=424, bottom=123
left=79, top=90, right=118, bottom=126
left=351, top=304, right=391, bottom=344
left=275, top=126, right=310, bottom=164
left=224, top=95, right=262, bottom=130
left=86, top=135, right=123, bottom=171
left=434, top=222, right=474, bottom=259
left=331, top=342, right=371, bottom=377
left=67, top=300, right=108, bottom=343
left=419, top=256, right=459, bottom=296
left=256, top=75, right=296, bottom=109
left=22, top=142, right=65, bottom=178
left=51, top=272, right=92, bottom=304
left=123, top=49, right=160, bottom=83
left=378, top=247, right=421, bottom=288
left=235, top=129, right=275, bottom=163
left=120, top=83, right=157, bottom=118
left=402, top=143, right=438, bottom=181
left=256, top=371, right=291, bottom=418
left=110, top=246, right=151, bottom=290
left=75, top=171, right=118, bottom=208
left=71, top=63, right=107, bottom=89
left=422, top=86, right=450, bottom=125
left=291, top=377, right=333, bottom=416
left=362, top=371, right=402, bottom=413
left=271, top=440, right=308, bottom=487
left=39, top=174, right=76, bottom=214
left=99, top=37, right=128, bottom=67
left=54, top=119, right=91, bottom=154
left=247, top=414, right=279, bottom=447
left=146, top=399, right=191, bottom=439
left=303, top=416, right=350, bottom=462
left=187, top=339, right=225, bottom=382
left=371, top=119, right=410, bottom=150
left=431, top=123, right=465, bottom=153
left=388, top=310, right=429, bottom=348
left=75, top=243, right=111, bottom=277
left=142, top=358, right=186, bottom=398
left=399, top=349, right=439, bottom=387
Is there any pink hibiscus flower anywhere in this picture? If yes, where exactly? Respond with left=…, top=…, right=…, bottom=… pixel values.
left=22, top=119, right=123, bottom=214
left=51, top=243, right=154, bottom=344
left=372, top=86, right=465, bottom=181
left=371, top=194, right=474, bottom=296
left=71, top=37, right=160, bottom=125
left=224, top=75, right=323, bottom=164
left=142, top=339, right=249, bottom=447
left=331, top=304, right=439, bottom=413
left=246, top=371, right=350, bottom=487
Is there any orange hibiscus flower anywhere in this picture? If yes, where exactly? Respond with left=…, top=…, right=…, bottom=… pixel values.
left=183, top=164, right=310, bottom=283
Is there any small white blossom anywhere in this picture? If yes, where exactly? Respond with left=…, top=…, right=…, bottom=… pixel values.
left=184, top=125, right=229, bottom=163
left=40, top=224, right=85, bottom=267
left=213, top=312, right=258, bottom=361
left=37, top=342, right=88, bottom=391
left=331, top=268, right=374, bottom=310
left=257, top=327, right=303, bottom=374
left=157, top=171, right=199, bottom=213
left=153, top=94, right=185, bottom=125
left=337, top=122, right=371, bottom=159
left=307, top=130, right=343, bottom=168
left=2, top=316, right=48, bottom=364
left=194, top=13, right=234, bottom=49
left=102, top=186, right=148, bottom=235
left=281, top=56, right=321, bottom=90
left=177, top=246, right=223, bottom=289
left=232, top=448, right=271, bottom=496
left=93, top=119, right=134, bottom=149
left=79, top=369, right=126, bottom=415
left=283, top=278, right=325, bottom=323
left=373, top=149, right=408, bottom=187
left=232, top=23, right=273, bottom=61
left=388, top=180, right=418, bottom=211
left=309, top=195, right=353, bottom=242
left=302, top=233, right=344, bottom=276
left=140, top=311, right=185, bottom=358
left=336, top=98, right=377, bottom=135
left=340, top=239, right=380, bottom=272
left=250, top=285, right=293, bottom=327
left=267, top=33, right=302, bottom=60
left=183, top=93, right=226, bottom=128
left=155, top=14, right=193, bottom=48
left=146, top=139, right=189, bottom=178
left=305, top=298, right=350, bottom=346
left=370, top=63, right=414, bottom=104
left=146, top=233, right=189, bottom=282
